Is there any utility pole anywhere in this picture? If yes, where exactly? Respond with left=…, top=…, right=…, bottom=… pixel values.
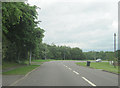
left=113, top=33, right=116, bottom=68
left=114, top=33, right=116, bottom=53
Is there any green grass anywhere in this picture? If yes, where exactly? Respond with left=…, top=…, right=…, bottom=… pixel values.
left=76, top=62, right=119, bottom=74
left=2, top=59, right=53, bottom=75
left=32, top=59, right=54, bottom=62
left=2, top=61, right=21, bottom=69
left=78, top=60, right=108, bottom=61
left=3, top=65, right=40, bottom=75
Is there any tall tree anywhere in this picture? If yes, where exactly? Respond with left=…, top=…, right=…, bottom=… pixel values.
left=2, top=2, right=44, bottom=62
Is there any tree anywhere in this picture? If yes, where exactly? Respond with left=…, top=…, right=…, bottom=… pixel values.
left=2, top=2, right=44, bottom=63
left=70, top=47, right=84, bottom=60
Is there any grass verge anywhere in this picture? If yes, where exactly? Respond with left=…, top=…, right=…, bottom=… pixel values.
left=3, top=65, right=40, bottom=75
left=32, top=59, right=54, bottom=62
left=2, top=59, right=53, bottom=75
left=2, top=61, right=23, bottom=70
left=76, top=62, right=119, bottom=74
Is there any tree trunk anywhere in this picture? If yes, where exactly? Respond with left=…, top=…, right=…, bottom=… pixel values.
left=17, top=50, right=20, bottom=63
left=29, top=49, right=32, bottom=65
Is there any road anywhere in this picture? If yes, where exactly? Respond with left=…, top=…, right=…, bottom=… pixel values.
left=8, top=61, right=118, bottom=86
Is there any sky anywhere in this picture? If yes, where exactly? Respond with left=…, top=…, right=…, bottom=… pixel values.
left=28, top=0, right=119, bottom=52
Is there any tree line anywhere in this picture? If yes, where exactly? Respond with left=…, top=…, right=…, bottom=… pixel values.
left=32, top=43, right=86, bottom=60
left=32, top=43, right=118, bottom=61
left=2, top=2, right=118, bottom=63
left=84, top=51, right=118, bottom=61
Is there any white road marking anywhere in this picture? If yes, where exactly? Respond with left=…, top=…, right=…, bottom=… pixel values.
left=63, top=65, right=68, bottom=68
left=62, top=63, right=96, bottom=86
left=68, top=68, right=72, bottom=70
left=65, top=66, right=68, bottom=68
left=82, top=77, right=96, bottom=86
left=63, top=64, right=72, bottom=71
left=73, top=71, right=79, bottom=75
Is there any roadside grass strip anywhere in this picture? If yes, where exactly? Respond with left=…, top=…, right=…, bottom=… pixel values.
left=2, top=61, right=21, bottom=70
left=3, top=65, right=40, bottom=75
left=32, top=59, right=53, bottom=62
left=76, top=62, right=118, bottom=74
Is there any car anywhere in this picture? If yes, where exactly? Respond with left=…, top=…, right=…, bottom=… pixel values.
left=96, top=59, right=102, bottom=62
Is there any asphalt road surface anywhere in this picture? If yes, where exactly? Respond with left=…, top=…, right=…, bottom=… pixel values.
left=9, top=61, right=118, bottom=86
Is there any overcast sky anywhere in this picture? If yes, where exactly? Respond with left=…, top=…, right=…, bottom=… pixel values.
left=28, top=0, right=119, bottom=52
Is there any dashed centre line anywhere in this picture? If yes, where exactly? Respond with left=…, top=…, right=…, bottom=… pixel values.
left=82, top=77, right=96, bottom=86
left=68, top=68, right=72, bottom=70
left=63, top=64, right=96, bottom=86
left=64, top=65, right=66, bottom=66
left=73, top=71, right=79, bottom=75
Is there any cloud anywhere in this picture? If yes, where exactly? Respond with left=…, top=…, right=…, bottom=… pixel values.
left=28, top=0, right=118, bottom=51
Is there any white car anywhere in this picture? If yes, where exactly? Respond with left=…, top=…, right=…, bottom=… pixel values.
left=96, top=59, right=102, bottom=62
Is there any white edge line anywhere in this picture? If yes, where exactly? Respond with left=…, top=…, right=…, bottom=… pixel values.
left=82, top=77, right=96, bottom=86
left=9, top=65, right=40, bottom=86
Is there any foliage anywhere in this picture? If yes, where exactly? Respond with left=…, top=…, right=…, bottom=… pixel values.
left=41, top=44, right=86, bottom=60
left=2, top=2, right=44, bottom=62
left=83, top=51, right=116, bottom=60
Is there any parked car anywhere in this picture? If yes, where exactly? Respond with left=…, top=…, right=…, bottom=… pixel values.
left=96, top=59, right=102, bottom=62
